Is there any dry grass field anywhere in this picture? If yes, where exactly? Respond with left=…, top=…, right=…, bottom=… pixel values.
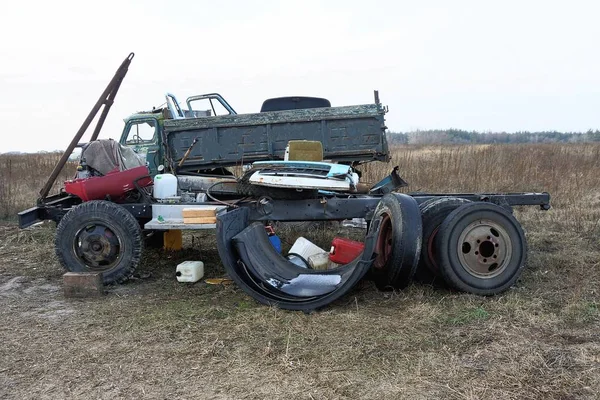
left=1, top=143, right=600, bottom=399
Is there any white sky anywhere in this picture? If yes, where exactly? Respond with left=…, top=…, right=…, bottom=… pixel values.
left=1, top=0, right=598, bottom=152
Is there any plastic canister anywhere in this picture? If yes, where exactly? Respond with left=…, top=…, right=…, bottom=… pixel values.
left=308, top=252, right=330, bottom=270
left=176, top=261, right=204, bottom=283
left=329, top=237, right=365, bottom=265
left=153, top=173, right=178, bottom=199
left=289, top=237, right=326, bottom=260
left=265, top=226, right=282, bottom=253
left=287, top=254, right=309, bottom=268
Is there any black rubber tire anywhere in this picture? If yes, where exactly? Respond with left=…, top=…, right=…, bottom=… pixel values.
left=237, top=180, right=318, bottom=200
left=215, top=206, right=377, bottom=311
left=370, top=193, right=422, bottom=290
left=417, top=197, right=472, bottom=279
left=435, top=202, right=527, bottom=295
left=55, top=200, right=143, bottom=285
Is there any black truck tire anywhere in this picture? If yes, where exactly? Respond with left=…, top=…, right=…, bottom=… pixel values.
left=435, top=202, right=527, bottom=295
left=417, top=197, right=472, bottom=280
left=55, top=200, right=143, bottom=285
left=370, top=193, right=422, bottom=290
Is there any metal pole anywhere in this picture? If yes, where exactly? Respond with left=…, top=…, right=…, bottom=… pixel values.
left=39, top=53, right=134, bottom=201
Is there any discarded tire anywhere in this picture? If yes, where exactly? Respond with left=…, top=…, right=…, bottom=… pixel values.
left=435, top=202, right=527, bottom=295
left=417, top=197, right=471, bottom=278
left=215, top=207, right=382, bottom=311
left=55, top=200, right=143, bottom=285
left=370, top=193, right=422, bottom=290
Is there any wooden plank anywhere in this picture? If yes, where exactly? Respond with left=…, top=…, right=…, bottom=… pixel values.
left=184, top=216, right=217, bottom=224
left=182, top=208, right=217, bottom=218
left=164, top=230, right=183, bottom=250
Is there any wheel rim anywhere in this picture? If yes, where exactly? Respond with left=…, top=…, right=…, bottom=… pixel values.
left=74, top=223, right=122, bottom=270
left=374, top=213, right=393, bottom=269
left=456, top=219, right=512, bottom=279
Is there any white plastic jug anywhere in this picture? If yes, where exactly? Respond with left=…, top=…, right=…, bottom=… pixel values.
left=153, top=173, right=178, bottom=199
left=308, top=252, right=330, bottom=270
left=176, top=261, right=204, bottom=283
left=288, top=237, right=326, bottom=261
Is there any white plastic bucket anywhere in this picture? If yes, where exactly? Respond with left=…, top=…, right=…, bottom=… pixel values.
left=288, top=237, right=326, bottom=261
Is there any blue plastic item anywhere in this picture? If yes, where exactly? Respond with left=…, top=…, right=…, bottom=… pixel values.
left=268, top=234, right=282, bottom=253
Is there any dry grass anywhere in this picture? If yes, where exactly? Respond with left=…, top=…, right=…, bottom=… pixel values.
left=1, top=144, right=600, bottom=399
left=0, top=153, right=77, bottom=219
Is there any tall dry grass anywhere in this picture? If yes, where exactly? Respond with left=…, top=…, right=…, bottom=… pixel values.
left=365, top=143, right=600, bottom=243
left=361, top=143, right=600, bottom=207
left=0, top=153, right=77, bottom=219
left=2, top=143, right=600, bottom=223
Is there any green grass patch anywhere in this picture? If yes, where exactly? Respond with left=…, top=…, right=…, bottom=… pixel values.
left=443, top=306, right=490, bottom=325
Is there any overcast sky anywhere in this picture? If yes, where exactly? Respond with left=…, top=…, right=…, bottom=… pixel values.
left=1, top=0, right=598, bottom=152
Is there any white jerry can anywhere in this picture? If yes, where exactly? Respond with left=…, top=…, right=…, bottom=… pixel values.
left=176, top=261, right=204, bottom=283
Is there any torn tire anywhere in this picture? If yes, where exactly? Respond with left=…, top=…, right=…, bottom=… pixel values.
left=215, top=207, right=381, bottom=311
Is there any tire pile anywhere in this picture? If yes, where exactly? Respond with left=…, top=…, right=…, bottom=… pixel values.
left=216, top=193, right=527, bottom=311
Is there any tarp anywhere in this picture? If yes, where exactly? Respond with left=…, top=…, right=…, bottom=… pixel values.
left=82, top=139, right=145, bottom=175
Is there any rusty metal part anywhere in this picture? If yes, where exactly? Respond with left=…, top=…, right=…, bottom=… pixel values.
left=373, top=213, right=393, bottom=269
left=456, top=219, right=512, bottom=278
left=39, top=52, right=135, bottom=201
left=74, top=224, right=122, bottom=270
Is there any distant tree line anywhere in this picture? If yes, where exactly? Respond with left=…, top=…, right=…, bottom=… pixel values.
left=387, top=129, right=600, bottom=145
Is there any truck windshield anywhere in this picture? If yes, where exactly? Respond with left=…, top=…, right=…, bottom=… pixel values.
left=125, top=120, right=156, bottom=144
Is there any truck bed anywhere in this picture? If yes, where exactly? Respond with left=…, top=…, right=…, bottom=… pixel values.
left=164, top=104, right=389, bottom=171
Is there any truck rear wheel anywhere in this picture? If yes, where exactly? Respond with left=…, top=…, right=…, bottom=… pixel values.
left=417, top=197, right=472, bottom=280
left=370, top=193, right=422, bottom=290
left=55, top=200, right=143, bottom=285
left=435, top=202, right=527, bottom=295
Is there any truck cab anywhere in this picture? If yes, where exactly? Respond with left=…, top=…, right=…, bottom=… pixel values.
left=120, top=112, right=164, bottom=176
left=118, top=93, right=237, bottom=175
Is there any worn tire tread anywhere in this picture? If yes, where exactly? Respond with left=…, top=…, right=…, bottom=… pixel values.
left=55, top=200, right=142, bottom=285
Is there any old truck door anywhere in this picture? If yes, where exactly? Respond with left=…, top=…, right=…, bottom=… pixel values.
left=120, top=116, right=162, bottom=176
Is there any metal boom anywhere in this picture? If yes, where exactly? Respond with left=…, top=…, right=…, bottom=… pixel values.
left=38, top=52, right=135, bottom=201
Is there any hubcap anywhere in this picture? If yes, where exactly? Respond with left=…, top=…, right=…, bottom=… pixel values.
left=74, top=224, right=122, bottom=270
left=457, top=219, right=511, bottom=278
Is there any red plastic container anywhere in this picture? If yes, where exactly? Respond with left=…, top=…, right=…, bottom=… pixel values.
left=64, top=165, right=152, bottom=201
left=329, top=237, right=365, bottom=264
